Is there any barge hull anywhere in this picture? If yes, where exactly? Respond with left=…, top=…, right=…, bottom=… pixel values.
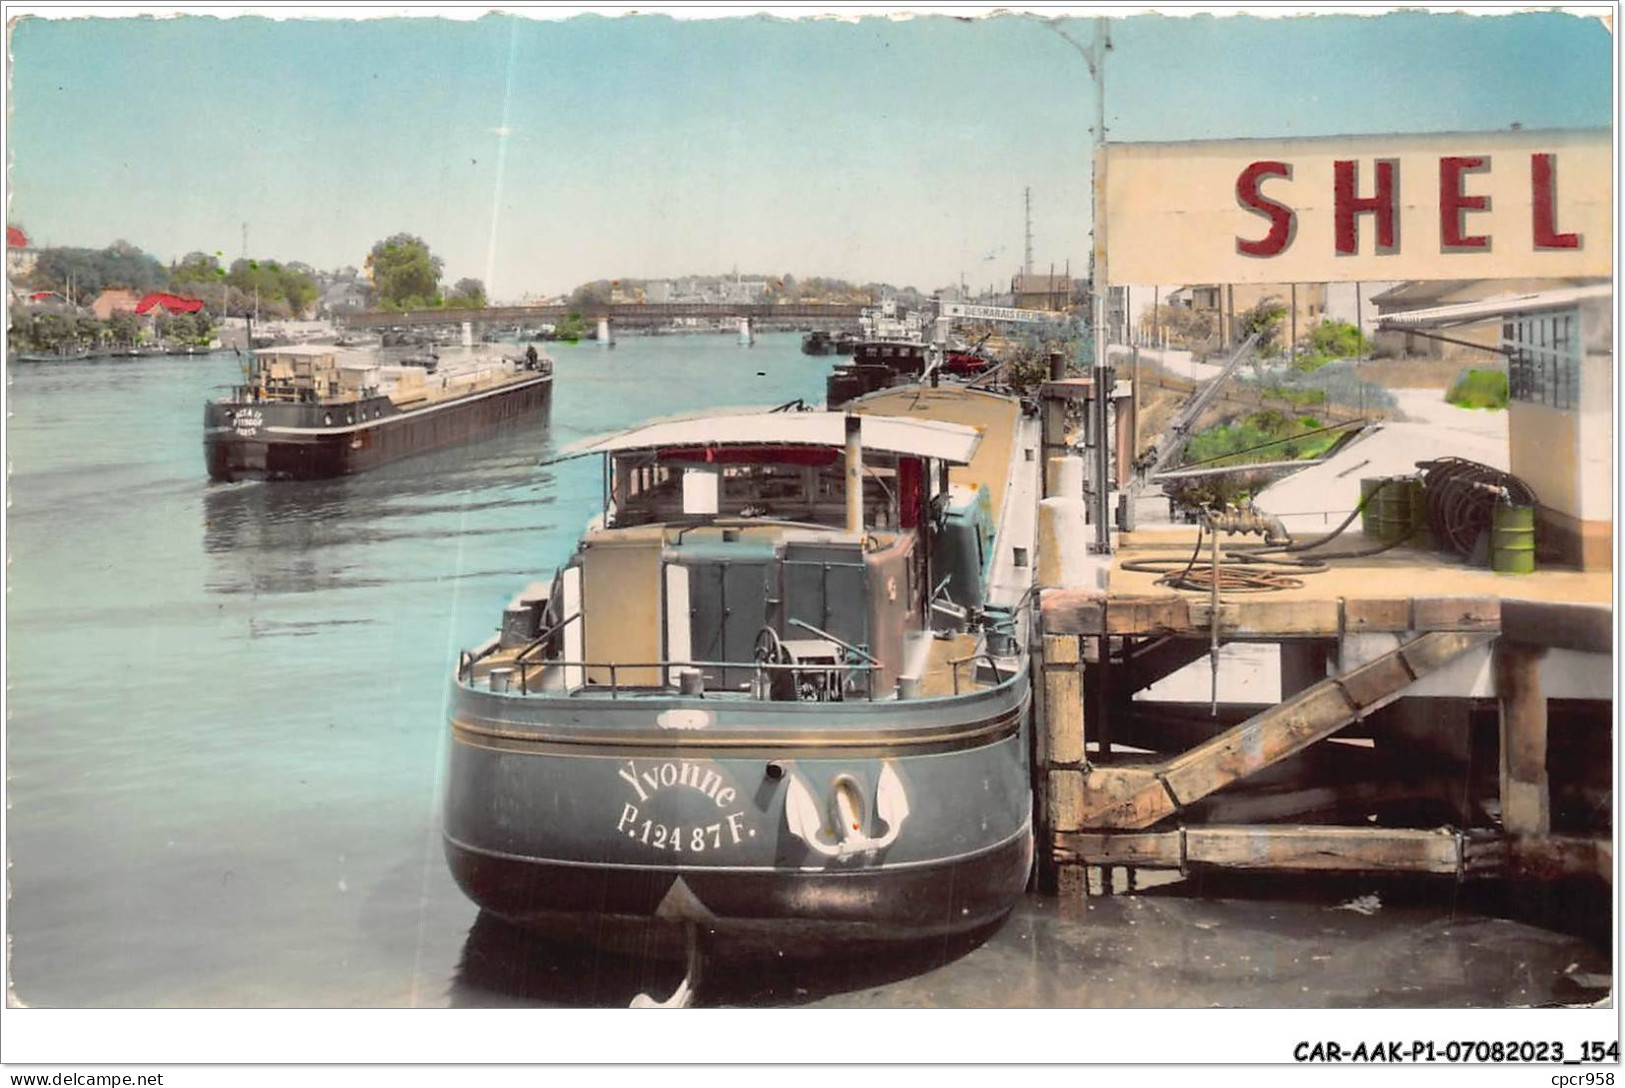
left=444, top=827, right=1032, bottom=958
left=204, top=376, right=552, bottom=481
left=441, top=685, right=1034, bottom=957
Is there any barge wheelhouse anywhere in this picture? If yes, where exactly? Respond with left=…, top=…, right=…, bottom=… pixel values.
left=444, top=383, right=1040, bottom=957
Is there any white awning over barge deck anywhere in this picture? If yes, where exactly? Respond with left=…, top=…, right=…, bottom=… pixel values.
left=548, top=410, right=986, bottom=466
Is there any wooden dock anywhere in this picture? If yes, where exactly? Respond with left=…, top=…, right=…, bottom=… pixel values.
left=1032, top=529, right=1613, bottom=897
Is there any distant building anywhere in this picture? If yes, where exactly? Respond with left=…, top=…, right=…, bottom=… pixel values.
left=135, top=292, right=206, bottom=318
left=1369, top=279, right=1586, bottom=363
left=7, top=224, right=36, bottom=280
left=646, top=280, right=671, bottom=304
left=90, top=288, right=142, bottom=321
left=1164, top=282, right=1327, bottom=350
left=320, top=281, right=370, bottom=316
left=722, top=280, right=767, bottom=305
left=13, top=289, right=72, bottom=314
left=1011, top=272, right=1073, bottom=311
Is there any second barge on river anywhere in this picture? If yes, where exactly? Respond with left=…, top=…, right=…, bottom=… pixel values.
left=204, top=340, right=553, bottom=481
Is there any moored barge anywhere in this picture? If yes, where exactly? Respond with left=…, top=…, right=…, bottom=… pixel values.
left=444, top=380, right=1040, bottom=969
left=204, top=339, right=552, bottom=481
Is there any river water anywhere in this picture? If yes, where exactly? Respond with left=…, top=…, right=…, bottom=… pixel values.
left=5, top=332, right=1607, bottom=1010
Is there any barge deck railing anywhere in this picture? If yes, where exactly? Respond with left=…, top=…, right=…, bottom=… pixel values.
left=490, top=657, right=881, bottom=701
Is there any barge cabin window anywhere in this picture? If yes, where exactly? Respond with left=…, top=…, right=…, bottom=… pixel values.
left=609, top=446, right=906, bottom=531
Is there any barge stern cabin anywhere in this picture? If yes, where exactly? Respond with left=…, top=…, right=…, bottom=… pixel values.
left=445, top=385, right=1041, bottom=957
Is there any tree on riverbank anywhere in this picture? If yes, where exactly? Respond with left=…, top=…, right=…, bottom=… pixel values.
left=108, top=312, right=141, bottom=346
left=366, top=234, right=443, bottom=309
left=8, top=299, right=217, bottom=353
left=171, top=251, right=226, bottom=289
left=158, top=312, right=212, bottom=346
left=228, top=258, right=318, bottom=318
left=29, top=241, right=168, bottom=299
left=445, top=277, right=487, bottom=309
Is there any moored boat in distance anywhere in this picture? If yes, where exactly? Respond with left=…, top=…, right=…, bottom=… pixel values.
left=444, top=373, right=1041, bottom=983
left=826, top=299, right=931, bottom=406
left=203, top=331, right=553, bottom=481
left=800, top=329, right=836, bottom=355
left=827, top=301, right=998, bottom=405
left=13, top=345, right=93, bottom=363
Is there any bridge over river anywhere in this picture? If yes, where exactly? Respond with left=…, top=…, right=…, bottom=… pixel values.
left=338, top=302, right=867, bottom=330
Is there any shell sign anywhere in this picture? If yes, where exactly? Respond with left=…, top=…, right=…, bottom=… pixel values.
left=1096, top=128, right=1611, bottom=285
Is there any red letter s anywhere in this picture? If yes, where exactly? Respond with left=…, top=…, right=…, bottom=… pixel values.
left=1236, top=161, right=1296, bottom=257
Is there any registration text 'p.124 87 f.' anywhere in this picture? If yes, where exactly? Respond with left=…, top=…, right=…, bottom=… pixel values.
left=615, top=759, right=757, bottom=855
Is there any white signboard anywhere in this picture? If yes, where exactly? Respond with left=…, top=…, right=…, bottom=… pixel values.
left=1098, top=129, right=1611, bottom=285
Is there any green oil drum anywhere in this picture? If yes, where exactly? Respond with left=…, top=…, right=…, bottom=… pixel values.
left=1410, top=482, right=1432, bottom=549
left=1491, top=503, right=1536, bottom=574
left=1361, top=476, right=1427, bottom=545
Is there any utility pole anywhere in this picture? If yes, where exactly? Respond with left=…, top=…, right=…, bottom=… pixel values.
left=1088, top=16, right=1112, bottom=554
left=1290, top=283, right=1298, bottom=368
left=241, top=223, right=248, bottom=261
left=1023, top=187, right=1033, bottom=278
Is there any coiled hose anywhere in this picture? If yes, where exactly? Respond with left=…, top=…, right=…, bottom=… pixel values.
left=1124, top=477, right=1426, bottom=593
left=1416, top=457, right=1538, bottom=558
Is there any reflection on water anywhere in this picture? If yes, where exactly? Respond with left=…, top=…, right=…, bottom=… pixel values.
left=201, top=427, right=562, bottom=597
left=448, top=910, right=998, bottom=1009
left=444, top=871, right=1612, bottom=1010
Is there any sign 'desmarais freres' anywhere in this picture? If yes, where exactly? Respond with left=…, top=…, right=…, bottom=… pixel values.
left=1098, top=129, right=1610, bottom=286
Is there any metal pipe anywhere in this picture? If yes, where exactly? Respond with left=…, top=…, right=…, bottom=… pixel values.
left=1290, top=283, right=1297, bottom=367
left=1092, top=341, right=1111, bottom=550
left=1209, top=525, right=1220, bottom=717
left=845, top=414, right=864, bottom=534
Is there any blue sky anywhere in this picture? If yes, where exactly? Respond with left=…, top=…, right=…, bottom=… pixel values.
left=6, top=8, right=1613, bottom=300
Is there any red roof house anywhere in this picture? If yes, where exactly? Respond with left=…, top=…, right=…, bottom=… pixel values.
left=135, top=292, right=205, bottom=316
left=7, top=225, right=30, bottom=249
left=92, top=288, right=143, bottom=321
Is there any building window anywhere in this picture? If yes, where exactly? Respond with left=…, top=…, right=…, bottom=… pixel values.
left=1504, top=308, right=1579, bottom=410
